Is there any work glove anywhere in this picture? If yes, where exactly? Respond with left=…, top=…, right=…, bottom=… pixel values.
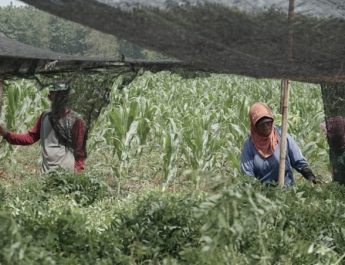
left=299, top=167, right=321, bottom=184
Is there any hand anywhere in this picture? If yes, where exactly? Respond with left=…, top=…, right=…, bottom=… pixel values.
left=300, top=167, right=320, bottom=183
left=0, top=123, right=7, bottom=137
left=310, top=177, right=325, bottom=185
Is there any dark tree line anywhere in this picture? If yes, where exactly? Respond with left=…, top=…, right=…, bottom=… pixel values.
left=0, top=4, right=165, bottom=59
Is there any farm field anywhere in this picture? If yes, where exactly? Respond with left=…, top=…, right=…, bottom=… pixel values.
left=1, top=72, right=344, bottom=265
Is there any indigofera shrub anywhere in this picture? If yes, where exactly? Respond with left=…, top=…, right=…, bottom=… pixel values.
left=109, top=192, right=204, bottom=262
left=42, top=171, right=111, bottom=205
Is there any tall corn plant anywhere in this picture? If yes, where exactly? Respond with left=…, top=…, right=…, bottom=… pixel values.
left=136, top=97, right=157, bottom=154
left=181, top=113, right=223, bottom=189
left=223, top=97, right=251, bottom=174
left=102, top=81, right=157, bottom=187
left=0, top=80, right=48, bottom=160
left=287, top=82, right=329, bottom=178
left=3, top=80, right=48, bottom=131
left=161, top=118, right=180, bottom=191
left=104, top=97, right=139, bottom=192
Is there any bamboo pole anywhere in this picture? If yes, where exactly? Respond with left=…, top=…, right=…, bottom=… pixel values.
left=278, top=0, right=294, bottom=188
left=278, top=79, right=290, bottom=187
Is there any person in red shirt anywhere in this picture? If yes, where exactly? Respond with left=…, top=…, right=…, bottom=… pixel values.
left=0, top=83, right=87, bottom=173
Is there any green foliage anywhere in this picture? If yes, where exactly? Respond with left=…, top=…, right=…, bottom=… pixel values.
left=4, top=173, right=345, bottom=264
left=110, top=192, right=204, bottom=263
left=48, top=16, right=89, bottom=55
left=42, top=171, right=110, bottom=206
left=188, top=179, right=345, bottom=264
left=118, top=39, right=144, bottom=59
left=0, top=6, right=49, bottom=48
left=0, top=5, right=165, bottom=59
left=0, top=212, right=22, bottom=261
left=2, top=80, right=47, bottom=131
left=0, top=71, right=336, bottom=264
left=0, top=80, right=48, bottom=160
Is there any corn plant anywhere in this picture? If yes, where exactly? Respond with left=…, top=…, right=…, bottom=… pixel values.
left=161, top=118, right=181, bottom=191
left=136, top=97, right=157, bottom=153
left=0, top=80, right=48, bottom=160
left=104, top=99, right=138, bottom=191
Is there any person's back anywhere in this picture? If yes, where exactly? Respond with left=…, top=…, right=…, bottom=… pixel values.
left=40, top=110, right=79, bottom=172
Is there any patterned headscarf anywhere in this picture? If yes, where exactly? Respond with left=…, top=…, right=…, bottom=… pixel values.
left=249, top=102, right=279, bottom=158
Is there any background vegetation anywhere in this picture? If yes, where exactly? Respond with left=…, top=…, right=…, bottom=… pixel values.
left=0, top=4, right=166, bottom=59
left=0, top=71, right=341, bottom=264
left=0, top=4, right=341, bottom=265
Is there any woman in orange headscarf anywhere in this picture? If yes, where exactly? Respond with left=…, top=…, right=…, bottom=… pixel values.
left=240, top=102, right=317, bottom=185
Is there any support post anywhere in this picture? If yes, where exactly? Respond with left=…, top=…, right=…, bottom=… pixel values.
left=278, top=80, right=290, bottom=187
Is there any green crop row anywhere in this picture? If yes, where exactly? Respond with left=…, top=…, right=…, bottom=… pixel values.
left=1, top=172, right=345, bottom=264
left=0, top=72, right=337, bottom=264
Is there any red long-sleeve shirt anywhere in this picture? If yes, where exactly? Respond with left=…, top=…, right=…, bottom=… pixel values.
left=4, top=111, right=87, bottom=172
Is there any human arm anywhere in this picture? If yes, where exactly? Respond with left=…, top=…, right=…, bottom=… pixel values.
left=287, top=134, right=318, bottom=183
left=0, top=114, right=43, bottom=145
left=72, top=118, right=87, bottom=172
left=240, top=139, right=256, bottom=177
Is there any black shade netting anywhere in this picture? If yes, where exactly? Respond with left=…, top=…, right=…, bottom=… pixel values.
left=321, top=83, right=345, bottom=184
left=21, top=0, right=345, bottom=83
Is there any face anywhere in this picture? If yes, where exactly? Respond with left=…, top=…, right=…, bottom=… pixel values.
left=48, top=91, right=68, bottom=102
left=256, top=121, right=273, bottom=136
left=48, top=91, right=58, bottom=101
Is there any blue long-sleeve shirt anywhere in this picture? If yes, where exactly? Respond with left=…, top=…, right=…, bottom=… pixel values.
left=240, top=128, right=309, bottom=185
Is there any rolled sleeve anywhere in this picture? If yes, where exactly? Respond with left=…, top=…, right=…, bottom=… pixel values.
left=72, top=118, right=87, bottom=171
left=4, top=114, right=43, bottom=145
left=287, top=133, right=309, bottom=172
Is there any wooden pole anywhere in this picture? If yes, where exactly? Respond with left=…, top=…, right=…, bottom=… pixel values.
left=278, top=80, right=290, bottom=187
left=278, top=0, right=294, bottom=188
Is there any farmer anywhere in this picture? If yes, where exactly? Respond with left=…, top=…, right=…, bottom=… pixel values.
left=322, top=116, right=345, bottom=184
left=240, top=102, right=318, bottom=186
left=0, top=82, right=87, bottom=173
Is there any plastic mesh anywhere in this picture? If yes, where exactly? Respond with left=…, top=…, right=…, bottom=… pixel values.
left=20, top=0, right=345, bottom=83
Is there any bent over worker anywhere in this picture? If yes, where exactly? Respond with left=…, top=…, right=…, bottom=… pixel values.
left=0, top=83, right=87, bottom=173
left=240, top=102, right=318, bottom=186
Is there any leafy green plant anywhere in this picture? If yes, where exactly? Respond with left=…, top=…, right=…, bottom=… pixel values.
left=42, top=171, right=110, bottom=206
left=110, top=192, right=204, bottom=263
left=0, top=80, right=48, bottom=161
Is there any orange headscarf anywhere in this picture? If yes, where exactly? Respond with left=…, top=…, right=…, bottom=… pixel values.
left=249, top=102, right=279, bottom=158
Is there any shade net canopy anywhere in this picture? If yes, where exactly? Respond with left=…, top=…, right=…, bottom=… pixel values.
left=0, top=32, right=116, bottom=76
left=0, top=32, right=188, bottom=76
left=0, top=31, right=193, bottom=146
left=20, top=0, right=345, bottom=84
